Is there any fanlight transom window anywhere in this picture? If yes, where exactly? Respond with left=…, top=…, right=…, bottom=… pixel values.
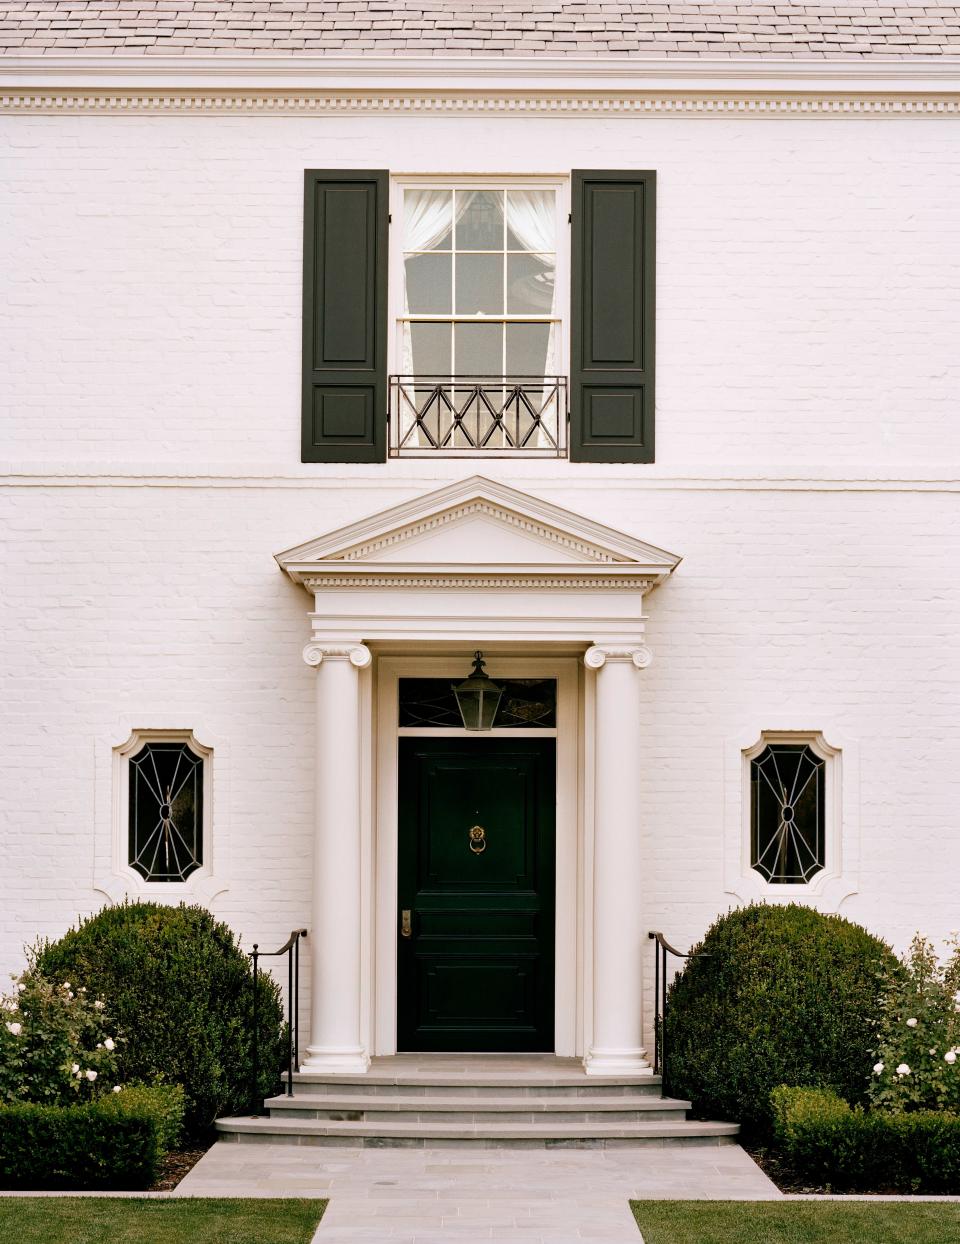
left=750, top=743, right=825, bottom=884
left=128, top=741, right=204, bottom=882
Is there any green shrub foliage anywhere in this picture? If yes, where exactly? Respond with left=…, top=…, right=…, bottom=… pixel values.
left=31, top=903, right=284, bottom=1138
left=869, top=934, right=960, bottom=1113
left=0, top=1083, right=185, bottom=1190
left=666, top=903, right=898, bottom=1135
left=772, top=1085, right=960, bottom=1194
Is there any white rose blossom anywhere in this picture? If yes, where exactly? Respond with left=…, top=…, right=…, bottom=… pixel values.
left=945, top=1051, right=957, bottom=1065
left=71, top=1063, right=80, bottom=1075
left=104, top=1037, right=115, bottom=1051
left=930, top=1048, right=938, bottom=1055
left=15, top=983, right=25, bottom=993
left=906, top=1018, right=918, bottom=1028
left=1, top=999, right=16, bottom=1012
left=62, top=982, right=71, bottom=990
left=85, top=1069, right=97, bottom=1082
left=896, top=1063, right=911, bottom=1076
left=93, top=1000, right=105, bottom=1011
left=872, top=1061, right=885, bottom=1074
left=112, top=1085, right=122, bottom=1094
left=5, top=1021, right=22, bottom=1036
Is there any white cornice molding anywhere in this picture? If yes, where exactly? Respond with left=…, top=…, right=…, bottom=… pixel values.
left=2, top=55, right=959, bottom=114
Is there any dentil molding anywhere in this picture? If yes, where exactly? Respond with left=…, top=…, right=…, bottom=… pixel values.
left=2, top=56, right=960, bottom=116
left=3, top=90, right=959, bottom=117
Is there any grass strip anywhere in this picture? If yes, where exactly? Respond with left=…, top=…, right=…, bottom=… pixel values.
left=0, top=1197, right=326, bottom=1244
left=631, top=1199, right=960, bottom=1244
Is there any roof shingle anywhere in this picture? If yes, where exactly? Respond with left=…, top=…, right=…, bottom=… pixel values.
left=2, top=0, right=959, bottom=58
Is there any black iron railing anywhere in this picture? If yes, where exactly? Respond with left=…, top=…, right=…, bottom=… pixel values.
left=249, top=928, right=307, bottom=1115
left=388, top=375, right=568, bottom=456
left=648, top=931, right=707, bottom=1096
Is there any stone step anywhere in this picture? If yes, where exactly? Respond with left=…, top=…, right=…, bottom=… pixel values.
left=285, top=1071, right=664, bottom=1099
left=216, top=1114, right=740, bottom=1149
left=263, top=1092, right=691, bottom=1124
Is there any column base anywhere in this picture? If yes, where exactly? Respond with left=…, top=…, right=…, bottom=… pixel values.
left=583, top=1047, right=653, bottom=1077
left=300, top=1045, right=370, bottom=1075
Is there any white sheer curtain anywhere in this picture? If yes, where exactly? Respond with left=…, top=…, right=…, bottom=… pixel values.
left=399, top=188, right=559, bottom=449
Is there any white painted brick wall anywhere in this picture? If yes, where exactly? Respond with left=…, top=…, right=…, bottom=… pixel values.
left=1, top=110, right=959, bottom=1036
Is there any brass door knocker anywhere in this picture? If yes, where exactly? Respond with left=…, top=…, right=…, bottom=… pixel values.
left=468, top=825, right=487, bottom=855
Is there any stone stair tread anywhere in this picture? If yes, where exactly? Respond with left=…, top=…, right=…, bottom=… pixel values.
left=217, top=1115, right=739, bottom=1139
left=287, top=1071, right=662, bottom=1088
left=263, top=1093, right=692, bottom=1112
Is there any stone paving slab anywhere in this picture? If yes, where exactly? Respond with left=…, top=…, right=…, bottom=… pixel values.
left=177, top=1139, right=781, bottom=1242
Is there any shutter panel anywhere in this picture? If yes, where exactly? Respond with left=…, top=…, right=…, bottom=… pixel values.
left=302, top=170, right=388, bottom=463
left=570, top=170, right=655, bottom=463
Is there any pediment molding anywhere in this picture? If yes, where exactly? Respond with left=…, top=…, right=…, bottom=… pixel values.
left=276, top=476, right=681, bottom=588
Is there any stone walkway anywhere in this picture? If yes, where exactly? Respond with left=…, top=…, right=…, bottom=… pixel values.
left=178, top=1140, right=781, bottom=1242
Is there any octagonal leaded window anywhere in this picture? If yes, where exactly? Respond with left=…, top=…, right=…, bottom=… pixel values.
left=750, top=743, right=825, bottom=884
left=128, top=742, right=204, bottom=882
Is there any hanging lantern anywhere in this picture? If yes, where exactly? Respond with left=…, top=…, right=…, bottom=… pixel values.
left=452, top=651, right=503, bottom=732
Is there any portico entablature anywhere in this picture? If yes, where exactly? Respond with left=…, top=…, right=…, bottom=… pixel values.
left=275, top=475, right=680, bottom=650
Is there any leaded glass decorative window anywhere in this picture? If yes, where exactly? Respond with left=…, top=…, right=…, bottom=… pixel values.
left=128, top=742, right=204, bottom=882
left=750, top=743, right=825, bottom=884
left=399, top=678, right=556, bottom=729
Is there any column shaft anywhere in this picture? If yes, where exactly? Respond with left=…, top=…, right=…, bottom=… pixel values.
left=303, top=651, right=369, bottom=1073
left=586, top=652, right=651, bottom=1076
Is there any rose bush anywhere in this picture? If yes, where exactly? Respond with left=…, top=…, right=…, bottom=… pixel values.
left=0, top=974, right=123, bottom=1106
left=869, top=933, right=960, bottom=1113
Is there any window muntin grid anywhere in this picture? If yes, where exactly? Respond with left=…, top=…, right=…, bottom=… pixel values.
left=399, top=186, right=559, bottom=384
left=750, top=743, right=825, bottom=884
left=128, top=742, right=203, bottom=883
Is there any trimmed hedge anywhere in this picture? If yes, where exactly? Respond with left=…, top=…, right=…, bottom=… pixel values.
left=665, top=904, right=898, bottom=1136
left=32, top=903, right=285, bottom=1139
left=0, top=1083, right=185, bottom=1190
left=772, top=1085, right=960, bottom=1194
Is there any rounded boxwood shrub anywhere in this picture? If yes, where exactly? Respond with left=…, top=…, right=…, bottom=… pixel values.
left=666, top=903, right=898, bottom=1137
left=30, top=903, right=284, bottom=1139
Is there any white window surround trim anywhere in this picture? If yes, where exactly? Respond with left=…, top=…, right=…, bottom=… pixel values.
left=95, top=722, right=228, bottom=906
left=387, top=174, right=571, bottom=385
left=723, top=727, right=860, bottom=910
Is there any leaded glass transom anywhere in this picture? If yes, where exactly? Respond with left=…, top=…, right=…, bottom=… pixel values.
left=750, top=743, right=825, bottom=884
left=128, top=742, right=203, bottom=882
left=399, top=678, right=556, bottom=729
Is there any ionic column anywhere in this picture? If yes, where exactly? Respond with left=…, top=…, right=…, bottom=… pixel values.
left=583, top=643, right=654, bottom=1077
left=300, top=640, right=371, bottom=1074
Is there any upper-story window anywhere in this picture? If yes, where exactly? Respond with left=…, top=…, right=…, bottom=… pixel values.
left=392, top=183, right=565, bottom=456
left=302, top=169, right=654, bottom=465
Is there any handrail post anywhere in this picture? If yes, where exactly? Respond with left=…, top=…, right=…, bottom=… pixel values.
left=250, top=943, right=260, bottom=1117
left=287, top=937, right=295, bottom=1098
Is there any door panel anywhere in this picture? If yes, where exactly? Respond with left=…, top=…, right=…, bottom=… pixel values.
left=397, top=738, right=555, bottom=1052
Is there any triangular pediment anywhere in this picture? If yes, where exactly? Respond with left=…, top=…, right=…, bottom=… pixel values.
left=276, top=477, right=680, bottom=586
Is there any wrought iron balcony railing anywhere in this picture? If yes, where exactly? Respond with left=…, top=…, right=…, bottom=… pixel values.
left=389, top=375, right=568, bottom=457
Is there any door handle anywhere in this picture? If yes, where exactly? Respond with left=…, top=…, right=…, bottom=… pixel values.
left=400, top=909, right=412, bottom=939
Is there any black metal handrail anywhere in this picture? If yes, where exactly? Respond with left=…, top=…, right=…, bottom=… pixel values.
left=648, top=931, right=707, bottom=1096
left=388, top=374, right=568, bottom=456
left=249, top=928, right=308, bottom=1115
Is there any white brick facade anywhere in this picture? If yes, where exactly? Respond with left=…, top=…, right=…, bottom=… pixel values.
left=2, top=90, right=959, bottom=1051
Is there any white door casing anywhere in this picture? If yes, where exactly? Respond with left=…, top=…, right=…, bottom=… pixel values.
left=276, top=476, right=680, bottom=1074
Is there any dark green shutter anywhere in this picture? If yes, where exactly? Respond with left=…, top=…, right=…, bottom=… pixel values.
left=570, top=170, right=655, bottom=463
left=302, top=170, right=388, bottom=462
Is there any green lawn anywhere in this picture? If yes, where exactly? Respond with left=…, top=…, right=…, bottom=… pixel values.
left=632, top=1200, right=960, bottom=1244
left=0, top=1198, right=326, bottom=1244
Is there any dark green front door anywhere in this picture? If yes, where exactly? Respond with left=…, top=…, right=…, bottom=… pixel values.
left=397, top=738, right=555, bottom=1052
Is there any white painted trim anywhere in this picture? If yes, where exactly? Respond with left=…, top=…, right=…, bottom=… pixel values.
left=373, top=656, right=582, bottom=1057
left=3, top=467, right=960, bottom=493
left=723, top=727, right=860, bottom=910
left=3, top=55, right=960, bottom=96
left=96, top=723, right=228, bottom=906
